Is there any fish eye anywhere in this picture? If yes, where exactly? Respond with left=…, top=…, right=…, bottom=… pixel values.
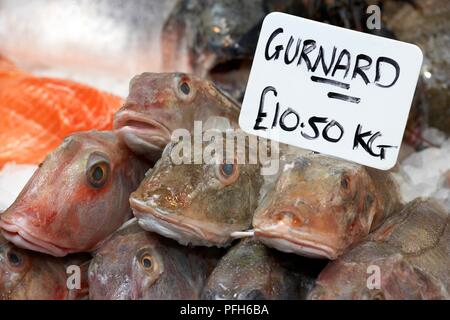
left=215, top=162, right=239, bottom=185
left=341, top=175, right=350, bottom=190
left=221, top=163, right=234, bottom=176
left=140, top=254, right=155, bottom=272
left=179, top=81, right=190, bottom=95
left=174, top=75, right=196, bottom=101
left=7, top=250, right=22, bottom=267
left=142, top=256, right=152, bottom=269
left=86, top=152, right=111, bottom=189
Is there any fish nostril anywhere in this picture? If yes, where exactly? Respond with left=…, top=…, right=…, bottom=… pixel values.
left=274, top=211, right=303, bottom=226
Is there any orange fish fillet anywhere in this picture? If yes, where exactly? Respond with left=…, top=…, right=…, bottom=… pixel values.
left=0, top=56, right=123, bottom=167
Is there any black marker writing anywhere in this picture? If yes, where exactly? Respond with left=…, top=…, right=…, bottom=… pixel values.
left=264, top=28, right=401, bottom=103
left=353, top=124, right=396, bottom=160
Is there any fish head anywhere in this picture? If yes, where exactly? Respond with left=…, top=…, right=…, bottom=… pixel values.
left=130, top=136, right=262, bottom=246
left=308, top=241, right=442, bottom=300
left=114, top=72, right=239, bottom=161
left=0, top=131, right=144, bottom=256
left=88, top=223, right=165, bottom=299
left=89, top=221, right=208, bottom=300
left=0, top=235, right=32, bottom=298
left=202, top=240, right=279, bottom=300
left=0, top=235, right=70, bottom=299
left=254, top=154, right=379, bottom=259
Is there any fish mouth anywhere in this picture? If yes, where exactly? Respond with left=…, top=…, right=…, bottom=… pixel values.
left=254, top=227, right=339, bottom=260
left=0, top=219, right=70, bottom=257
left=130, top=198, right=234, bottom=247
left=114, top=110, right=172, bottom=155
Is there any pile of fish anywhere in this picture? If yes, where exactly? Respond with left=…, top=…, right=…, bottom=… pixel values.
left=0, top=70, right=447, bottom=300
left=0, top=0, right=449, bottom=300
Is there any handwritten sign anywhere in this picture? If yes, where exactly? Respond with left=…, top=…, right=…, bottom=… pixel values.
left=239, top=12, right=423, bottom=170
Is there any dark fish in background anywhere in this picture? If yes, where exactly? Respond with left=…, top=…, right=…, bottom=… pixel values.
left=113, top=72, right=240, bottom=162
left=309, top=198, right=450, bottom=299
left=202, top=238, right=327, bottom=300
left=161, top=0, right=305, bottom=101
left=89, top=219, right=221, bottom=300
left=384, top=0, right=450, bottom=135
left=130, top=131, right=263, bottom=247
left=0, top=235, right=90, bottom=300
left=253, top=152, right=402, bottom=259
left=0, top=131, right=150, bottom=257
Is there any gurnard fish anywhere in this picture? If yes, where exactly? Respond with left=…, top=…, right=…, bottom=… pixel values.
left=384, top=0, right=450, bottom=134
left=130, top=132, right=263, bottom=247
left=0, top=235, right=90, bottom=300
left=202, top=238, right=327, bottom=300
left=253, top=152, right=402, bottom=260
left=0, top=131, right=150, bottom=257
left=161, top=0, right=304, bottom=101
left=113, top=72, right=240, bottom=162
left=0, top=55, right=123, bottom=167
left=89, top=219, right=221, bottom=300
left=309, top=198, right=450, bottom=300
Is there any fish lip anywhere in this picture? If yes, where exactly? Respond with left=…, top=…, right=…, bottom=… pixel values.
left=254, top=228, right=339, bottom=260
left=0, top=218, right=70, bottom=257
left=114, top=110, right=172, bottom=147
left=130, top=197, right=233, bottom=247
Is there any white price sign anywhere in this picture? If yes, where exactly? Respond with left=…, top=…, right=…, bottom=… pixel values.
left=239, top=12, right=423, bottom=170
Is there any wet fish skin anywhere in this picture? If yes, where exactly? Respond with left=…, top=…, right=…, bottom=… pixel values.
left=384, top=0, right=450, bottom=134
left=0, top=235, right=90, bottom=300
left=309, top=198, right=450, bottom=300
left=89, top=220, right=221, bottom=300
left=162, top=0, right=304, bottom=101
left=113, top=72, right=240, bottom=162
left=130, top=134, right=263, bottom=247
left=253, top=152, right=402, bottom=260
left=202, top=238, right=327, bottom=300
left=0, top=131, right=150, bottom=257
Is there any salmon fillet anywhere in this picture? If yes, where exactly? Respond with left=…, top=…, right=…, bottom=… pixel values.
left=0, top=56, right=123, bottom=166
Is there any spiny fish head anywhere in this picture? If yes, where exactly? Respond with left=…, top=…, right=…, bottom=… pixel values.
left=0, top=235, right=70, bottom=299
left=89, top=222, right=200, bottom=300
left=254, top=154, right=378, bottom=259
left=201, top=240, right=277, bottom=300
left=89, top=225, right=165, bottom=300
left=308, top=241, right=428, bottom=300
left=0, top=131, right=143, bottom=256
left=0, top=236, right=32, bottom=298
left=113, top=72, right=239, bottom=161
left=130, top=138, right=262, bottom=247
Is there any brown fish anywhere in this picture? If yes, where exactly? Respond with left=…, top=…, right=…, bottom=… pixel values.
left=113, top=72, right=240, bottom=162
left=384, top=0, right=450, bottom=134
left=202, top=238, right=326, bottom=300
left=253, top=152, right=402, bottom=259
left=0, top=235, right=89, bottom=300
left=309, top=198, right=450, bottom=300
left=130, top=133, right=263, bottom=247
left=89, top=219, right=221, bottom=300
left=0, top=131, right=150, bottom=257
